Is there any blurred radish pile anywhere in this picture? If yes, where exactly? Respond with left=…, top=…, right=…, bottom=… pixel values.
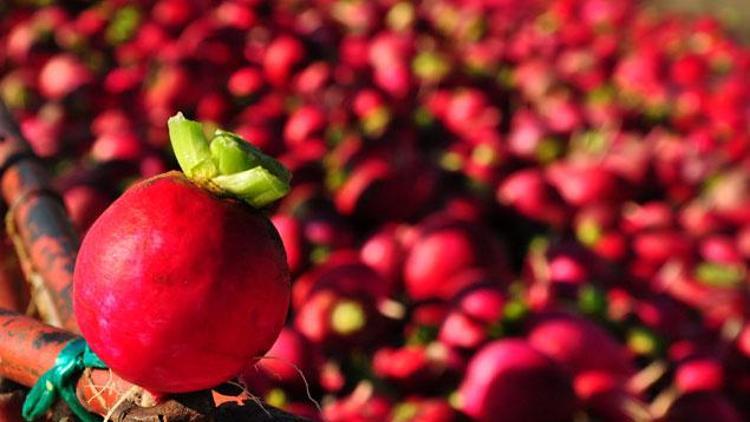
left=2, top=0, right=750, bottom=421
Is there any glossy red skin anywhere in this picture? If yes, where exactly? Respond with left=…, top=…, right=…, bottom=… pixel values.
left=404, top=217, right=511, bottom=301
left=527, top=312, right=635, bottom=378
left=459, top=339, right=578, bottom=422
left=439, top=286, right=505, bottom=349
left=675, top=358, right=724, bottom=393
left=360, top=225, right=404, bottom=290
left=574, top=371, right=640, bottom=422
left=373, top=345, right=431, bottom=387
left=271, top=214, right=305, bottom=274
left=38, top=53, right=91, bottom=99
left=74, top=172, right=290, bottom=393
left=498, top=168, right=568, bottom=226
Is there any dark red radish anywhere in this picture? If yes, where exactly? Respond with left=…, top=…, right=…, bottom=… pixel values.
left=700, top=235, right=742, bottom=265
left=360, top=224, right=406, bottom=289
left=241, top=327, right=317, bottom=393
left=292, top=251, right=391, bottom=311
left=271, top=214, right=306, bottom=274
left=439, top=285, right=505, bottom=349
left=621, top=201, right=674, bottom=233
left=19, top=108, right=64, bottom=158
left=458, top=339, right=578, bottom=422
left=404, top=216, right=511, bottom=301
left=294, top=289, right=382, bottom=350
left=38, top=53, right=91, bottom=99
left=373, top=345, right=432, bottom=388
left=632, top=230, right=692, bottom=264
left=527, top=312, right=635, bottom=378
left=228, top=67, right=264, bottom=97
left=90, top=131, right=144, bottom=162
left=497, top=168, right=569, bottom=226
left=546, top=161, right=619, bottom=207
left=439, top=310, right=488, bottom=350
left=664, top=392, right=743, bottom=422
left=390, top=398, right=456, bottom=422
left=574, top=370, right=647, bottom=422
left=282, top=402, right=322, bottom=422
left=63, top=185, right=111, bottom=235
left=675, top=358, right=724, bottom=393
left=264, top=35, right=305, bottom=87
left=152, top=0, right=195, bottom=27
left=323, top=383, right=392, bottom=422
left=738, top=324, right=750, bottom=358
left=635, top=295, right=695, bottom=340
left=284, top=105, right=326, bottom=147
left=74, top=114, right=292, bottom=393
left=334, top=146, right=438, bottom=222
left=406, top=302, right=451, bottom=344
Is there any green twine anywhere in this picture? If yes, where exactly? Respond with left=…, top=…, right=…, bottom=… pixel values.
left=22, top=337, right=107, bottom=422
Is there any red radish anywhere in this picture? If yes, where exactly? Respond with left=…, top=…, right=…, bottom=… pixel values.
left=373, top=345, right=432, bottom=388
left=90, top=131, right=144, bottom=162
left=270, top=214, right=306, bottom=274
left=19, top=108, right=64, bottom=158
left=675, top=358, right=724, bottom=393
left=546, top=161, right=619, bottom=207
left=74, top=114, right=292, bottom=393
left=323, top=383, right=392, bottom=422
left=228, top=67, right=264, bottom=97
left=498, top=168, right=569, bottom=226
left=152, top=0, right=195, bottom=28
left=527, top=312, right=635, bottom=378
left=284, top=105, right=326, bottom=146
left=458, top=339, right=578, bottom=422
left=360, top=224, right=405, bottom=289
left=292, top=251, right=390, bottom=310
left=439, top=285, right=505, bottom=349
left=104, top=66, right=145, bottom=94
left=294, top=289, right=380, bottom=350
left=294, top=62, right=330, bottom=95
left=241, top=327, right=317, bottom=393
left=664, top=392, right=742, bottom=422
left=738, top=324, right=750, bottom=358
left=390, top=398, right=455, bottom=422
left=334, top=147, right=438, bottom=221
left=63, top=185, right=111, bottom=235
left=574, top=370, right=645, bottom=422
left=621, top=201, right=674, bottom=234
left=264, top=35, right=305, bottom=87
left=439, top=310, right=488, bottom=349
left=700, top=235, right=742, bottom=264
left=404, top=216, right=511, bottom=301
left=38, top=53, right=91, bottom=99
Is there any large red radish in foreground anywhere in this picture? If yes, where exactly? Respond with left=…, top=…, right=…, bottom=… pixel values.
left=74, top=113, right=292, bottom=393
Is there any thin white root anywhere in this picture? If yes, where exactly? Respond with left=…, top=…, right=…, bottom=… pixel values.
left=103, top=386, right=141, bottom=422
left=254, top=355, right=322, bottom=412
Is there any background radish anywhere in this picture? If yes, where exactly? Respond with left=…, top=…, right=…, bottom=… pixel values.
left=458, top=339, right=578, bottom=422
left=1, top=1, right=750, bottom=421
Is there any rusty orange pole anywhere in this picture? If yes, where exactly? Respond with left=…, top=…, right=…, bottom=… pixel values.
left=0, top=102, right=79, bottom=333
left=0, top=235, right=28, bottom=313
left=0, top=310, right=309, bottom=420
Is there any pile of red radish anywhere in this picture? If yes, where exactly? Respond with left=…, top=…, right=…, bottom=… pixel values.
left=2, top=0, right=750, bottom=420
